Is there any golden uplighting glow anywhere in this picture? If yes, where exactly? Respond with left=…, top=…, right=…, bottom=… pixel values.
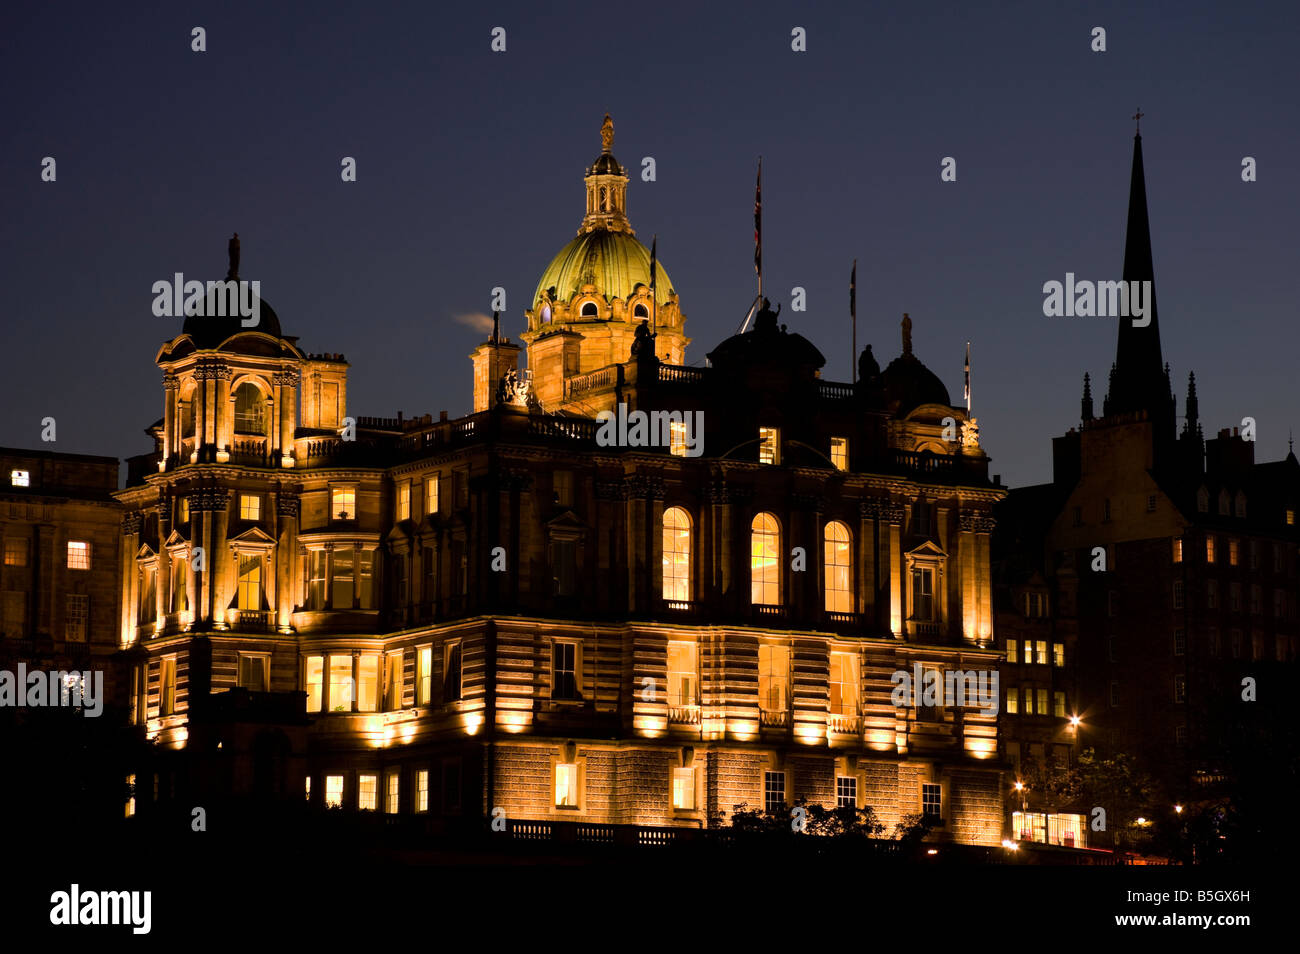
left=1001, top=839, right=1019, bottom=851
left=634, top=714, right=667, bottom=737
left=463, top=711, right=484, bottom=735
left=498, top=711, right=529, bottom=733
left=1174, top=804, right=1183, bottom=814
left=964, top=738, right=997, bottom=758
left=926, top=849, right=938, bottom=855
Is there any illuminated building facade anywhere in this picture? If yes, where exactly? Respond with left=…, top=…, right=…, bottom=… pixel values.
left=114, top=117, right=1007, bottom=845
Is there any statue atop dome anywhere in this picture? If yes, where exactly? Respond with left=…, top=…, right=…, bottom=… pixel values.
left=600, top=113, right=614, bottom=153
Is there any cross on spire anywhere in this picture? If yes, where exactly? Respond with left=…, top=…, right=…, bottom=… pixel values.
left=1132, top=108, right=1145, bottom=134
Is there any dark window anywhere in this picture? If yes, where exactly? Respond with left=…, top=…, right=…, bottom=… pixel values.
left=764, top=771, right=785, bottom=814
left=553, top=539, right=577, bottom=597
left=552, top=642, right=579, bottom=700
left=921, top=783, right=942, bottom=819
left=443, top=642, right=462, bottom=702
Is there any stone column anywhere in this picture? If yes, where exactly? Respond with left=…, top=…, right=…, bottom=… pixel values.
left=858, top=498, right=880, bottom=627
left=162, top=373, right=179, bottom=466
left=276, top=492, right=298, bottom=631
left=886, top=503, right=905, bottom=637
left=706, top=477, right=731, bottom=605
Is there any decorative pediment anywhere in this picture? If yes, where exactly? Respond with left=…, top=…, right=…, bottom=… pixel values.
left=163, top=528, right=190, bottom=550
left=135, top=543, right=157, bottom=561
left=228, top=525, right=277, bottom=551
left=906, top=540, right=947, bottom=561
left=546, top=510, right=589, bottom=535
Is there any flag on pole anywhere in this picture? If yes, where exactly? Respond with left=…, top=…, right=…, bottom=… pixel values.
left=649, top=234, right=657, bottom=332
left=850, top=260, right=857, bottom=384
left=753, top=158, right=762, bottom=278
left=964, top=341, right=971, bottom=411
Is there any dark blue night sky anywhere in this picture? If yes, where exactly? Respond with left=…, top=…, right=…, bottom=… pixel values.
left=3, top=0, right=1296, bottom=485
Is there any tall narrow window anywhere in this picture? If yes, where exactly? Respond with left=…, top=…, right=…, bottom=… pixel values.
left=306, top=655, right=323, bottom=712
left=829, top=651, right=859, bottom=718
left=672, top=767, right=695, bottom=810
left=668, top=420, right=688, bottom=457
left=921, top=783, right=942, bottom=819
left=667, top=641, right=697, bottom=707
left=233, top=382, right=267, bottom=435
left=417, top=646, right=432, bottom=704
left=758, top=427, right=780, bottom=465
left=764, top=771, right=785, bottom=814
left=64, top=595, right=89, bottom=642
left=160, top=658, right=176, bottom=716
left=237, top=554, right=262, bottom=610
left=325, top=775, right=344, bottom=808
left=170, top=559, right=187, bottom=613
left=397, top=481, right=411, bottom=521
left=307, top=550, right=327, bottom=610
left=556, top=762, right=579, bottom=807
left=444, top=641, right=463, bottom=702
left=329, top=656, right=353, bottom=712
left=385, top=771, right=400, bottom=814
left=416, top=770, right=429, bottom=812
left=1172, top=538, right=1183, bottom=562
left=830, top=437, right=848, bottom=471
left=758, top=644, right=790, bottom=713
left=1006, top=639, right=1018, bottom=664
left=823, top=521, right=852, bottom=612
left=552, top=641, right=579, bottom=700
left=662, top=507, right=692, bottom=602
left=553, top=471, right=573, bottom=507
left=911, top=567, right=934, bottom=621
left=332, top=548, right=354, bottom=609
left=1206, top=536, right=1216, bottom=563
left=358, top=774, right=377, bottom=811
left=426, top=475, right=439, bottom=514
left=384, top=652, right=403, bottom=709
left=836, top=776, right=857, bottom=809
left=750, top=513, right=781, bottom=605
left=357, top=550, right=374, bottom=608
left=357, top=655, right=379, bottom=712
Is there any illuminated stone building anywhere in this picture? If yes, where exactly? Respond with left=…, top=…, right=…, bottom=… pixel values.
left=114, top=118, right=1007, bottom=846
left=994, top=130, right=1300, bottom=843
left=0, top=448, right=125, bottom=701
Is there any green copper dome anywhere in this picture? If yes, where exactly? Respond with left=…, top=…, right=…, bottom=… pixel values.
left=533, top=229, right=674, bottom=309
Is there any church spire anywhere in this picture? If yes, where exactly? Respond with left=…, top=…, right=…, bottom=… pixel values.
left=1182, top=371, right=1199, bottom=437
left=1081, top=372, right=1094, bottom=422
left=1103, top=118, right=1175, bottom=429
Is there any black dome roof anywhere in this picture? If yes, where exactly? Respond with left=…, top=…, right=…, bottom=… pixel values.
left=881, top=353, right=951, bottom=414
left=586, top=152, right=625, bottom=176
left=181, top=284, right=282, bottom=348
left=707, top=301, right=824, bottom=370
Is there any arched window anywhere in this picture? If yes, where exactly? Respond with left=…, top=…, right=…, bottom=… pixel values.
left=581, top=301, right=599, bottom=318
left=824, top=521, right=852, bottom=613
left=179, top=384, right=196, bottom=440
left=662, top=507, right=692, bottom=602
left=634, top=303, right=648, bottom=319
left=599, top=186, right=609, bottom=211
left=234, top=381, right=267, bottom=435
left=751, top=513, right=781, bottom=605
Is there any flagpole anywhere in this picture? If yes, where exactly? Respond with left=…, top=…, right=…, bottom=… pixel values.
left=851, top=259, right=857, bottom=385
left=964, top=341, right=971, bottom=413
left=754, top=157, right=763, bottom=302
left=650, top=233, right=657, bottom=338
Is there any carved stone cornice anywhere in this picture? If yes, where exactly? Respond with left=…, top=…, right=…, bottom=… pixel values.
left=162, top=373, right=181, bottom=391
left=193, top=361, right=232, bottom=381
left=595, top=479, right=626, bottom=501
left=191, top=490, right=232, bottom=512
left=121, top=512, right=142, bottom=534
left=625, top=474, right=666, bottom=500
left=272, top=369, right=300, bottom=387
left=705, top=480, right=730, bottom=505
left=276, top=494, right=300, bottom=518
left=791, top=493, right=825, bottom=513
left=959, top=512, right=996, bottom=533
left=885, top=504, right=907, bottom=525
left=859, top=498, right=885, bottom=520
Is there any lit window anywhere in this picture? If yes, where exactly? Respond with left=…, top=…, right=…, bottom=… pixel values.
left=823, top=521, right=852, bottom=613
left=357, top=654, right=379, bottom=711
left=1035, top=640, right=1047, bottom=665
left=325, top=775, right=344, bottom=808
left=667, top=642, right=697, bottom=707
left=385, top=771, right=400, bottom=814
left=1174, top=676, right=1186, bottom=704
left=672, top=767, right=695, bottom=810
left=239, top=494, right=261, bottom=521
left=1287, top=509, right=1296, bottom=526
left=358, top=774, right=377, bottom=811
left=552, top=640, right=580, bottom=700
left=1229, top=539, right=1239, bottom=566
left=397, top=481, right=411, bottom=521
left=64, top=594, right=88, bottom=642
left=1025, top=593, right=1047, bottom=618
left=1053, top=691, right=1066, bottom=718
left=416, top=770, right=429, bottom=812
left=764, top=771, right=785, bottom=814
left=1006, top=639, right=1018, bottom=664
left=758, top=644, right=790, bottom=713
left=178, top=497, right=189, bottom=523
left=662, top=507, right=692, bottom=602
left=329, top=656, right=353, bottom=712
left=669, top=420, right=688, bottom=457
left=238, top=654, right=268, bottom=691
left=160, top=658, right=176, bottom=716
left=758, top=427, right=780, bottom=465
left=236, top=554, right=262, bottom=610
left=1053, top=643, right=1064, bottom=667
left=126, top=775, right=136, bottom=817
left=3, top=538, right=27, bottom=567
left=10, top=470, right=29, bottom=487
left=66, top=541, right=90, bottom=570
left=830, top=437, right=848, bottom=471
left=426, top=476, right=439, bottom=514
left=829, top=651, right=859, bottom=717
left=233, top=382, right=267, bottom=435
left=1172, top=538, right=1183, bottom=563
left=444, top=641, right=462, bottom=702
left=1006, top=689, right=1018, bottom=714
left=1021, top=685, right=1034, bottom=713
left=750, top=513, right=781, bottom=605
left=836, top=776, right=857, bottom=809
left=306, top=656, right=323, bottom=712
left=331, top=487, right=355, bottom=520
left=305, top=777, right=311, bottom=802
left=921, top=783, right=942, bottom=820
left=556, top=762, right=579, bottom=807
left=1205, top=536, right=1216, bottom=563
left=1037, top=689, right=1048, bottom=714
left=417, top=646, right=432, bottom=705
